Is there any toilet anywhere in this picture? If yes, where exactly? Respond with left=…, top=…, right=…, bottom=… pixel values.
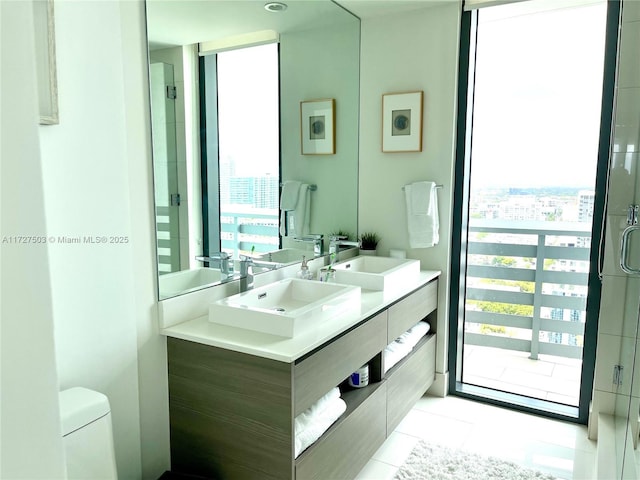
left=59, top=387, right=118, bottom=479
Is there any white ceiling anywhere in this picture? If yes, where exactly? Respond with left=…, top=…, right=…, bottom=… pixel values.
left=146, top=0, right=459, bottom=50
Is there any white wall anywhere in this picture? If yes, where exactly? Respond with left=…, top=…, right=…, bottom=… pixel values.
left=120, top=1, right=172, bottom=476
left=0, top=1, right=67, bottom=477
left=358, top=3, right=462, bottom=392
left=37, top=1, right=162, bottom=478
left=280, top=21, right=360, bottom=242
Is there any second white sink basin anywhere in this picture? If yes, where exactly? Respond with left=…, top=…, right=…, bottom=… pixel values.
left=332, top=256, right=420, bottom=291
left=209, top=278, right=361, bottom=337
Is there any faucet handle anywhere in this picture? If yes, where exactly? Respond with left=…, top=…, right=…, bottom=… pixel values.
left=195, top=252, right=230, bottom=262
left=295, top=234, right=323, bottom=240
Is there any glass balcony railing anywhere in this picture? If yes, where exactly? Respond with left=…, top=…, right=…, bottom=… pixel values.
left=220, top=207, right=280, bottom=260
left=463, top=219, right=592, bottom=405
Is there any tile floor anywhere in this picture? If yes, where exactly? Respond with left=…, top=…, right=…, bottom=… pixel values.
left=355, top=394, right=600, bottom=480
left=463, top=345, right=582, bottom=406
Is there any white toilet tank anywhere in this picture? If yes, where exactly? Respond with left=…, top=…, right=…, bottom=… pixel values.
left=59, top=387, right=118, bottom=479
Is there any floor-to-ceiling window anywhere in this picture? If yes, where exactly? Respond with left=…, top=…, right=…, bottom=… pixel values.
left=450, top=0, right=617, bottom=422
left=200, top=43, right=280, bottom=259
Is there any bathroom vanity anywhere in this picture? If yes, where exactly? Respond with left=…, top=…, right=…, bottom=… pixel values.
left=163, top=272, right=439, bottom=479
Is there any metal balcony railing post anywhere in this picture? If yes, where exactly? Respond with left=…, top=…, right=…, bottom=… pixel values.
left=530, top=233, right=546, bottom=360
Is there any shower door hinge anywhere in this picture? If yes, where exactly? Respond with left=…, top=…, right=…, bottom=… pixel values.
left=627, top=205, right=638, bottom=226
left=613, top=365, right=623, bottom=386
left=170, top=193, right=181, bottom=207
left=166, top=86, right=177, bottom=100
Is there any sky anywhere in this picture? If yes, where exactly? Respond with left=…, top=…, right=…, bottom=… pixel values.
left=214, top=1, right=608, bottom=188
left=470, top=0, right=608, bottom=189
left=217, top=43, right=280, bottom=177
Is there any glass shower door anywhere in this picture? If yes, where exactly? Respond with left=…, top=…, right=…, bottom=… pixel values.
left=604, top=1, right=640, bottom=476
left=615, top=212, right=640, bottom=478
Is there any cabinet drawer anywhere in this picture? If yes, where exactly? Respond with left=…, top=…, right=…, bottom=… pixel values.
left=294, top=312, right=386, bottom=415
left=295, top=382, right=387, bottom=480
left=388, top=280, right=437, bottom=343
left=386, top=334, right=436, bottom=433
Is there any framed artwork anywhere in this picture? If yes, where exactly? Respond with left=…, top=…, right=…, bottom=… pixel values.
left=382, top=91, right=423, bottom=152
left=34, top=0, right=59, bottom=125
left=300, top=99, right=335, bottom=155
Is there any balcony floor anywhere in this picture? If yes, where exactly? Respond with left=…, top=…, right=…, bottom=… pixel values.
left=462, top=344, right=582, bottom=406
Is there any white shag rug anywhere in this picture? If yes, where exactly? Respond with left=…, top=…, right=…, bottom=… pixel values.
left=394, top=441, right=559, bottom=480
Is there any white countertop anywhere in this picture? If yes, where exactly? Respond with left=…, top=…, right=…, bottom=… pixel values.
left=161, top=270, right=440, bottom=363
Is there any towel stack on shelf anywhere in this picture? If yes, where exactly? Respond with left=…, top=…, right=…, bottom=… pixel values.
left=383, top=321, right=431, bottom=374
left=294, top=387, right=347, bottom=458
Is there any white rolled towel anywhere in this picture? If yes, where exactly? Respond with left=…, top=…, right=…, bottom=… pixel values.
left=383, top=341, right=412, bottom=374
left=383, top=321, right=431, bottom=374
left=294, top=387, right=347, bottom=458
left=395, top=321, right=431, bottom=349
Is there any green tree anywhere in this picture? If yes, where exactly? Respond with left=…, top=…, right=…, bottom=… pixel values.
left=492, top=256, right=516, bottom=267
left=469, top=300, right=533, bottom=317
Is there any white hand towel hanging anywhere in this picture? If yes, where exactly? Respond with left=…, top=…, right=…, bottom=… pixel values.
left=404, top=181, right=439, bottom=248
left=293, top=184, right=311, bottom=238
left=280, top=180, right=301, bottom=236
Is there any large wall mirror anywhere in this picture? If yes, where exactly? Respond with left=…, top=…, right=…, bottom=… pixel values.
left=145, top=0, right=361, bottom=300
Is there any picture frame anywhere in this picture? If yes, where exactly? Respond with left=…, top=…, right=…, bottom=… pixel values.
left=33, top=0, right=59, bottom=125
left=382, top=91, right=423, bottom=152
left=300, top=99, right=335, bottom=155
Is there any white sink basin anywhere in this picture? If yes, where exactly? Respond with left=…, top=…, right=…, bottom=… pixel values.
left=254, top=248, right=312, bottom=265
left=209, top=278, right=361, bottom=337
left=332, top=256, right=420, bottom=291
left=159, top=267, right=223, bottom=299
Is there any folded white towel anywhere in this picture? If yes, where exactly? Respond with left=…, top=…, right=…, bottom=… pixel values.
left=383, top=321, right=431, bottom=374
left=395, top=321, right=431, bottom=348
left=383, top=341, right=412, bottom=374
left=411, top=181, right=431, bottom=215
left=294, top=387, right=346, bottom=458
left=280, top=181, right=301, bottom=236
left=404, top=181, right=439, bottom=248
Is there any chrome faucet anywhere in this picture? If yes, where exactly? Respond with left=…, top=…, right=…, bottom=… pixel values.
left=294, top=234, right=324, bottom=256
left=328, top=235, right=360, bottom=260
left=237, top=255, right=280, bottom=292
left=238, top=256, right=255, bottom=292
left=195, top=252, right=231, bottom=280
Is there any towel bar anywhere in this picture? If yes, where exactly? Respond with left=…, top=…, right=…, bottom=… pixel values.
left=402, top=184, right=443, bottom=190
left=280, top=183, right=317, bottom=191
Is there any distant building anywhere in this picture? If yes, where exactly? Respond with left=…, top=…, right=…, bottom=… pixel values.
left=225, top=176, right=278, bottom=209
left=578, top=190, right=595, bottom=222
left=577, top=190, right=594, bottom=247
left=499, top=195, right=540, bottom=221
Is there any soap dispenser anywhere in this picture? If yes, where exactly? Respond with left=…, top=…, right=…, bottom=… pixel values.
left=297, top=256, right=313, bottom=280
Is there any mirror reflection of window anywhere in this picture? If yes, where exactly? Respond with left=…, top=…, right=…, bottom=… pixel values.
left=201, top=43, right=280, bottom=260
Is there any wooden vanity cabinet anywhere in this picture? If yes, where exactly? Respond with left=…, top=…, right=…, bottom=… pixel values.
left=167, top=278, right=438, bottom=480
left=385, top=282, right=438, bottom=433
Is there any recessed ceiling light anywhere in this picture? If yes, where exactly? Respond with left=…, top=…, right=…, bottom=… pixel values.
left=264, top=2, right=287, bottom=12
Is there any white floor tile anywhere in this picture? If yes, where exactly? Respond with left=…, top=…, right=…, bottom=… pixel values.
left=357, top=394, right=600, bottom=480
left=394, top=408, right=473, bottom=448
left=354, top=459, right=398, bottom=480
left=371, top=431, right=420, bottom=467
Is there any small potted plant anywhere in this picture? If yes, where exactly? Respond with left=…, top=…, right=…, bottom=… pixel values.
left=359, top=232, right=380, bottom=256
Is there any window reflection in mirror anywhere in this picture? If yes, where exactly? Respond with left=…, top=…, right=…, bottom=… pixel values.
left=201, top=43, right=280, bottom=261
